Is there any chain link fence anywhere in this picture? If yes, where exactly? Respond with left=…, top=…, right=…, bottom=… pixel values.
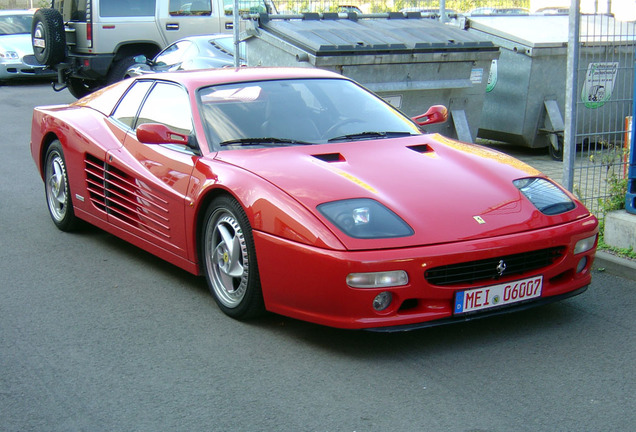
left=570, top=15, right=635, bottom=217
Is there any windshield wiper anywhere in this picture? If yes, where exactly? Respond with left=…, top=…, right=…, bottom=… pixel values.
left=220, top=137, right=314, bottom=147
left=327, top=131, right=416, bottom=142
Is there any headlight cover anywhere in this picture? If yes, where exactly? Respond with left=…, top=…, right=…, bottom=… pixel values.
left=513, top=178, right=575, bottom=215
left=0, top=50, right=19, bottom=61
left=317, top=198, right=414, bottom=239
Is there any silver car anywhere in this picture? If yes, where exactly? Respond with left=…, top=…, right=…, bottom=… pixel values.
left=125, top=34, right=244, bottom=78
left=0, top=10, right=55, bottom=81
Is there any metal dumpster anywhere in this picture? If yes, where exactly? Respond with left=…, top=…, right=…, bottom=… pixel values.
left=243, top=13, right=499, bottom=142
left=467, top=15, right=636, bottom=158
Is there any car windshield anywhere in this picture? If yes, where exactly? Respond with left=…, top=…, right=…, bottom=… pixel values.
left=197, top=78, right=421, bottom=150
left=0, top=14, right=32, bottom=35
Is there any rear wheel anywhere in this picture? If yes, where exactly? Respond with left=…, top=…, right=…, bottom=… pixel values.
left=32, top=8, right=66, bottom=67
left=107, top=56, right=138, bottom=84
left=44, top=141, right=80, bottom=231
left=66, top=77, right=101, bottom=99
left=549, top=134, right=564, bottom=161
left=201, top=196, right=264, bottom=319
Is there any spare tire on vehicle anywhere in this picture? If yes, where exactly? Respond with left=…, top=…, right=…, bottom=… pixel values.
left=32, top=8, right=66, bottom=67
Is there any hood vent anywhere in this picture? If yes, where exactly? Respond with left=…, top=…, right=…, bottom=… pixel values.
left=312, top=152, right=345, bottom=163
left=407, top=144, right=432, bottom=154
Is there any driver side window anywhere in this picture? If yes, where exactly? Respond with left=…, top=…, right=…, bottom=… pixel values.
left=169, top=0, right=212, bottom=16
left=135, top=82, right=194, bottom=136
left=111, top=80, right=153, bottom=129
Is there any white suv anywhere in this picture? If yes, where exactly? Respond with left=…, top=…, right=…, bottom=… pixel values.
left=32, top=0, right=272, bottom=97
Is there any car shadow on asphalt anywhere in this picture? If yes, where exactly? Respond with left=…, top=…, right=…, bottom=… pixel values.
left=250, top=299, right=586, bottom=358
left=67, top=222, right=209, bottom=296
left=66, top=222, right=589, bottom=357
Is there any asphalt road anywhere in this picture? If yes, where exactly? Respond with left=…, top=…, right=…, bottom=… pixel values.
left=1, top=80, right=635, bottom=432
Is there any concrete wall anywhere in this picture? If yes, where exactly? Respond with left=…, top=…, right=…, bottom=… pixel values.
left=604, top=210, right=636, bottom=251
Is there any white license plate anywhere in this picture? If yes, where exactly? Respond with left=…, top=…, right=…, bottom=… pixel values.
left=454, top=275, right=543, bottom=315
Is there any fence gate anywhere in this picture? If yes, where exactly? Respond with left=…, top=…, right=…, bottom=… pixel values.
left=567, top=12, right=635, bottom=217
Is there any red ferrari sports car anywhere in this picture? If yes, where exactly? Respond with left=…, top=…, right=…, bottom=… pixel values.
left=31, top=67, right=598, bottom=331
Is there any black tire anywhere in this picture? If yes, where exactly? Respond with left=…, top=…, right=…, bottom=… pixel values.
left=549, top=134, right=564, bottom=161
left=44, top=140, right=80, bottom=232
left=32, top=8, right=66, bottom=67
left=201, top=196, right=264, bottom=319
left=107, top=56, right=139, bottom=84
left=66, top=77, right=101, bottom=99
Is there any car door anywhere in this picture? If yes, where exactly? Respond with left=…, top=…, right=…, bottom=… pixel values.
left=105, top=80, right=197, bottom=260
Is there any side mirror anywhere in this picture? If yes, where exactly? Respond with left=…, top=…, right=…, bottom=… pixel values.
left=136, top=123, right=189, bottom=145
left=133, top=54, right=148, bottom=64
left=412, top=105, right=448, bottom=126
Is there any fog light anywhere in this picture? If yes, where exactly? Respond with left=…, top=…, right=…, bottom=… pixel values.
left=346, top=270, right=408, bottom=288
left=576, top=256, right=588, bottom=273
left=373, top=292, right=393, bottom=311
left=574, top=235, right=597, bottom=254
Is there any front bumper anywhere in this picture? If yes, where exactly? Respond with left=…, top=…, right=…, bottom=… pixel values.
left=0, top=57, right=56, bottom=79
left=365, top=285, right=588, bottom=332
left=254, top=214, right=598, bottom=330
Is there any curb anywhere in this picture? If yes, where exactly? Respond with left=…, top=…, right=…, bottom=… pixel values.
left=593, top=251, right=636, bottom=281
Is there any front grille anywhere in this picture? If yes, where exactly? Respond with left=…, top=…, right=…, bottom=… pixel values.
left=424, top=247, right=565, bottom=286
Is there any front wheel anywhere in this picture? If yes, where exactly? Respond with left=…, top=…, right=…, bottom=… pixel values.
left=44, top=140, right=80, bottom=231
left=201, top=196, right=264, bottom=319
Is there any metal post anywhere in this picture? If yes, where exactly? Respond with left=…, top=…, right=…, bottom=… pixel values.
left=626, top=61, right=636, bottom=214
left=233, top=0, right=240, bottom=68
left=563, top=0, right=581, bottom=191
left=440, top=0, right=447, bottom=24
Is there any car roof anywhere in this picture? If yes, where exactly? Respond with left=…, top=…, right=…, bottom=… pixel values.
left=75, top=67, right=349, bottom=115
left=0, top=10, right=34, bottom=16
left=175, top=34, right=232, bottom=44
left=143, top=67, right=347, bottom=89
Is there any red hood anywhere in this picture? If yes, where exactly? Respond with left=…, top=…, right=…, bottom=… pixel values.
left=214, top=134, right=590, bottom=249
